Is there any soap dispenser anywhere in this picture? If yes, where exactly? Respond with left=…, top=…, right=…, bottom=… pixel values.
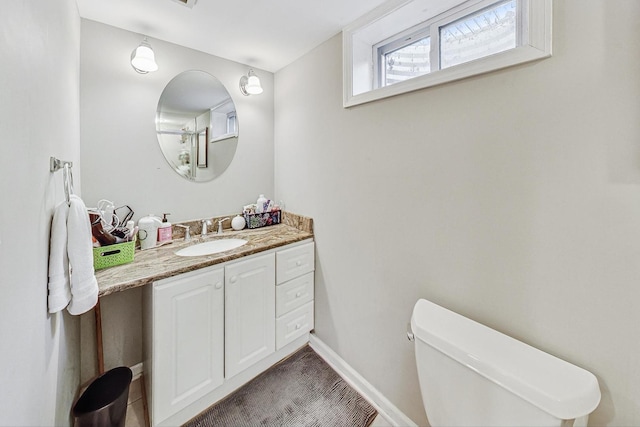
left=157, top=213, right=173, bottom=244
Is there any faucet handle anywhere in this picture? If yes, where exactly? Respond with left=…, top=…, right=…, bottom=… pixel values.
left=175, top=224, right=191, bottom=241
left=217, top=217, right=230, bottom=234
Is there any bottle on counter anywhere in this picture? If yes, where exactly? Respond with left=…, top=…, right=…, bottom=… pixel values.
left=256, top=194, right=267, bottom=213
left=157, top=213, right=173, bottom=244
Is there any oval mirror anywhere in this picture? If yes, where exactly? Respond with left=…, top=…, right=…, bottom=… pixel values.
left=156, top=70, right=238, bottom=182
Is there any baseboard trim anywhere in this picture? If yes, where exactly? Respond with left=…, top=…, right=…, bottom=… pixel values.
left=309, top=334, right=417, bottom=427
left=130, top=362, right=144, bottom=381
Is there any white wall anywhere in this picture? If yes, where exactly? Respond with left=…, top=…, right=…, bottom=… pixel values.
left=0, top=1, right=81, bottom=425
left=275, top=1, right=640, bottom=425
left=79, top=20, right=275, bottom=380
left=80, top=20, right=274, bottom=222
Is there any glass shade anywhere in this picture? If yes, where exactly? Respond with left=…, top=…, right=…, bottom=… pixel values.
left=131, top=41, right=158, bottom=73
left=245, top=74, right=263, bottom=95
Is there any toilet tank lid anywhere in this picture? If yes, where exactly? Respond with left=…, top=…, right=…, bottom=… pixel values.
left=411, top=299, right=601, bottom=420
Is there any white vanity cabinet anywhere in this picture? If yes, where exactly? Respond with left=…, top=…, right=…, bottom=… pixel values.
left=144, top=265, right=225, bottom=426
left=143, top=239, right=314, bottom=427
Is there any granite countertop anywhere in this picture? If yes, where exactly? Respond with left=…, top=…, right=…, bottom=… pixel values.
left=95, top=212, right=313, bottom=297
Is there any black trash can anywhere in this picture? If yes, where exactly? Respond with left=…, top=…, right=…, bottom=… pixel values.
left=72, top=366, right=133, bottom=427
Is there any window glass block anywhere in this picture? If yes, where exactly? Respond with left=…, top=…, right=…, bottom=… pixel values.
left=440, top=0, right=517, bottom=69
left=384, top=36, right=431, bottom=86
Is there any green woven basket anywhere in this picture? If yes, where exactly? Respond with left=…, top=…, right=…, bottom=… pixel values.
left=93, top=241, right=135, bottom=270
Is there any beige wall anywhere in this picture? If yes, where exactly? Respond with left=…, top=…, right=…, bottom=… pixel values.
left=78, top=20, right=275, bottom=381
left=0, top=1, right=81, bottom=425
left=275, top=1, right=640, bottom=425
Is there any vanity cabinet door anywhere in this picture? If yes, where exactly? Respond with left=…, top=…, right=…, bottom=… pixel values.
left=225, top=252, right=275, bottom=379
left=151, top=266, right=224, bottom=425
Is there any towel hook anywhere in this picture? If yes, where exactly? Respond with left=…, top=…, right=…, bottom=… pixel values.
left=50, top=157, right=74, bottom=204
left=50, top=156, right=73, bottom=173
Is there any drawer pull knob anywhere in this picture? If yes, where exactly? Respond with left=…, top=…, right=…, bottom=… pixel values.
left=230, top=276, right=237, bottom=284
left=295, top=292, right=301, bottom=298
left=296, top=261, right=302, bottom=266
left=295, top=323, right=301, bottom=330
left=215, top=282, right=223, bottom=290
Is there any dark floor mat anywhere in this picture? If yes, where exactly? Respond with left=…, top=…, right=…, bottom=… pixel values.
left=184, top=345, right=378, bottom=427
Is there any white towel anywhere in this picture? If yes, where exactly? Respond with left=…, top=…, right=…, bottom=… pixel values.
left=47, top=195, right=99, bottom=315
left=47, top=201, right=71, bottom=313
left=66, top=195, right=99, bottom=315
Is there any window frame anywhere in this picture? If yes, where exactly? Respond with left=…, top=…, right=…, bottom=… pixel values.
left=343, top=0, right=552, bottom=108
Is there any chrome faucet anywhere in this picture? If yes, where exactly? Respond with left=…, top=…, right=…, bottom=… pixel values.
left=201, top=219, right=212, bottom=237
left=217, top=218, right=230, bottom=235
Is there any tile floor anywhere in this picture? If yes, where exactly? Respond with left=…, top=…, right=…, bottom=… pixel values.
left=124, top=377, right=392, bottom=427
left=370, top=413, right=393, bottom=427
left=125, top=377, right=147, bottom=427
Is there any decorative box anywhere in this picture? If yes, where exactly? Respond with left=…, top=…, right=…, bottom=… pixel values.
left=244, top=210, right=281, bottom=229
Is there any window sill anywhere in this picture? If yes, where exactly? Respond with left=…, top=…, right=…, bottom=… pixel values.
left=344, top=42, right=551, bottom=108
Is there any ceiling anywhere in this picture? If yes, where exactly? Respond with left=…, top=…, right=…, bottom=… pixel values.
left=76, top=0, right=389, bottom=73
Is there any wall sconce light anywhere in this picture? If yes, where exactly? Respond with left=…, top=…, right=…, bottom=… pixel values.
left=131, top=37, right=158, bottom=74
left=239, top=69, right=263, bottom=95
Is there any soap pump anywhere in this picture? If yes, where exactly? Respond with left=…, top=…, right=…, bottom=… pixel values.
left=157, top=213, right=172, bottom=244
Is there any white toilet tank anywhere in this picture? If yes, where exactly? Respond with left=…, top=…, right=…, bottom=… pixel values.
left=410, top=299, right=600, bottom=427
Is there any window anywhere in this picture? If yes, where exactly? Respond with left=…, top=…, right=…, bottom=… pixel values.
left=226, top=112, right=237, bottom=135
left=440, top=0, right=517, bottom=69
left=343, top=0, right=552, bottom=107
left=377, top=28, right=431, bottom=87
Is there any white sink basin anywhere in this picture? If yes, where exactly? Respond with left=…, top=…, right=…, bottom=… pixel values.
left=175, top=238, right=247, bottom=257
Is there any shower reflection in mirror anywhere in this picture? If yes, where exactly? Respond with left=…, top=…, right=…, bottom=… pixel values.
left=156, top=70, right=239, bottom=182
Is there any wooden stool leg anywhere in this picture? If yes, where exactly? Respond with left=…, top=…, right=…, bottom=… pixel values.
left=94, top=299, right=105, bottom=375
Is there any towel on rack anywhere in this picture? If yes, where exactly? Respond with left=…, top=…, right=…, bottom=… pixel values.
left=66, top=195, right=99, bottom=315
left=47, top=195, right=98, bottom=315
left=47, top=201, right=72, bottom=313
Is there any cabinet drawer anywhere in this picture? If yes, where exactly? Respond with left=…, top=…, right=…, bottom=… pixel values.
left=276, top=241, right=314, bottom=284
left=276, top=272, right=314, bottom=317
left=276, top=301, right=314, bottom=350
